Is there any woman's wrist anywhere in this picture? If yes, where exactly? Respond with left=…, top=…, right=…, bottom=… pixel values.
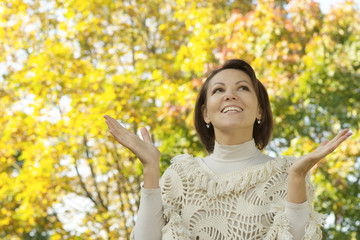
left=288, top=167, right=307, bottom=179
left=143, top=165, right=160, bottom=189
left=287, top=172, right=307, bottom=204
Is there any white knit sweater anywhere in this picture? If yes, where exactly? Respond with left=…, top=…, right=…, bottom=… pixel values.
left=132, top=140, right=325, bottom=240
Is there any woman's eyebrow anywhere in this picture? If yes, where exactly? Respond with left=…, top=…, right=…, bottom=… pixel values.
left=212, top=82, right=225, bottom=87
left=235, top=80, right=250, bottom=85
left=211, top=80, right=249, bottom=87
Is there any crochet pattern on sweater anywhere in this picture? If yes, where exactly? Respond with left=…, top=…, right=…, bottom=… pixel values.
left=160, top=154, right=324, bottom=240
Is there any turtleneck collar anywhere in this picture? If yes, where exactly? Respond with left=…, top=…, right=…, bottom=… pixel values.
left=210, top=139, right=260, bottom=163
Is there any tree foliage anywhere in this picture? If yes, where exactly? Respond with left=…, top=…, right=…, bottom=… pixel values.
left=1, top=0, right=359, bottom=239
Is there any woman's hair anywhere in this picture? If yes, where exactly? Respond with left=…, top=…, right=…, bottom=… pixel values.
left=194, top=59, right=273, bottom=153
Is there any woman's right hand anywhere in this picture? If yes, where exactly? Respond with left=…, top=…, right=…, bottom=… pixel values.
left=104, top=115, right=161, bottom=188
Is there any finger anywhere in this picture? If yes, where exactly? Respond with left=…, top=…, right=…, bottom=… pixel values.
left=319, top=140, right=329, bottom=147
left=104, top=115, right=117, bottom=124
left=325, top=130, right=352, bottom=153
left=105, top=119, right=117, bottom=132
left=104, top=115, right=115, bottom=127
left=332, top=129, right=350, bottom=141
left=106, top=117, right=124, bottom=132
left=105, top=117, right=132, bottom=142
left=140, top=127, right=152, bottom=144
left=326, top=129, right=348, bottom=147
left=331, top=129, right=352, bottom=146
left=109, top=130, right=116, bottom=138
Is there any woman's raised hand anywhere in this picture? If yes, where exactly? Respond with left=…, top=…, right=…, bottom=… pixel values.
left=289, top=129, right=353, bottom=177
left=287, top=129, right=352, bottom=203
left=104, top=115, right=161, bottom=188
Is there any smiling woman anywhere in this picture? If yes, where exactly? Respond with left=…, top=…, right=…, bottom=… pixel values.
left=202, top=70, right=262, bottom=146
left=194, top=60, right=273, bottom=153
left=104, top=59, right=352, bottom=240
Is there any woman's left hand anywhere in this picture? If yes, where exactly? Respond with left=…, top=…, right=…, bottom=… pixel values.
left=289, top=129, right=352, bottom=178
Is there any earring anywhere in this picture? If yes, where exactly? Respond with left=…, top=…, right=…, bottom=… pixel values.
left=206, top=123, right=210, bottom=128
left=257, top=119, right=261, bottom=124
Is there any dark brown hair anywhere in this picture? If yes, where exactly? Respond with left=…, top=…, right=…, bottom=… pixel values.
left=194, top=59, right=273, bottom=153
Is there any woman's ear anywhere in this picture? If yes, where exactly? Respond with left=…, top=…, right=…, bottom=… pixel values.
left=202, top=104, right=210, bottom=124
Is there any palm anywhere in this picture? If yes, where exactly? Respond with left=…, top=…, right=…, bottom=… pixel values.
left=290, top=129, right=352, bottom=176
left=103, top=115, right=160, bottom=167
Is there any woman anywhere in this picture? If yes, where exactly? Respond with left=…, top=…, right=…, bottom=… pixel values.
left=104, top=59, right=352, bottom=239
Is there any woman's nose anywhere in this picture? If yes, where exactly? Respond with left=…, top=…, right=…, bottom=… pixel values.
left=224, top=91, right=237, bottom=100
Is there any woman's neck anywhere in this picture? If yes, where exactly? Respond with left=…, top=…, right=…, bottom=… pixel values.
left=214, top=129, right=253, bottom=146
left=211, top=139, right=259, bottom=163
left=201, top=139, right=273, bottom=175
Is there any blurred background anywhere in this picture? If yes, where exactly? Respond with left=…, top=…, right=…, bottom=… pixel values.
left=1, top=0, right=360, bottom=239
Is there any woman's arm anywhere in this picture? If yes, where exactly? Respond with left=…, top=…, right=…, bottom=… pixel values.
left=104, top=115, right=160, bottom=188
left=285, top=200, right=310, bottom=240
left=104, top=115, right=163, bottom=239
left=285, top=129, right=352, bottom=239
left=287, top=129, right=352, bottom=203
left=132, top=188, right=165, bottom=240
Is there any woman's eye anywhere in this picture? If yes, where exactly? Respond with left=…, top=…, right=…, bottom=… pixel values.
left=239, top=86, right=249, bottom=91
left=212, top=88, right=223, bottom=94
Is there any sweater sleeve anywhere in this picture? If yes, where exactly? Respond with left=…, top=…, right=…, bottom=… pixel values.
left=285, top=201, right=310, bottom=240
left=264, top=159, right=325, bottom=240
left=130, top=187, right=165, bottom=240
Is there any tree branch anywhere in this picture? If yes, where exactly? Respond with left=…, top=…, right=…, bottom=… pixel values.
left=74, top=158, right=98, bottom=207
left=83, top=135, right=108, bottom=211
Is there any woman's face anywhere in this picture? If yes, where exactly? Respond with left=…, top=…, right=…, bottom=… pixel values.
left=202, top=69, right=261, bottom=138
